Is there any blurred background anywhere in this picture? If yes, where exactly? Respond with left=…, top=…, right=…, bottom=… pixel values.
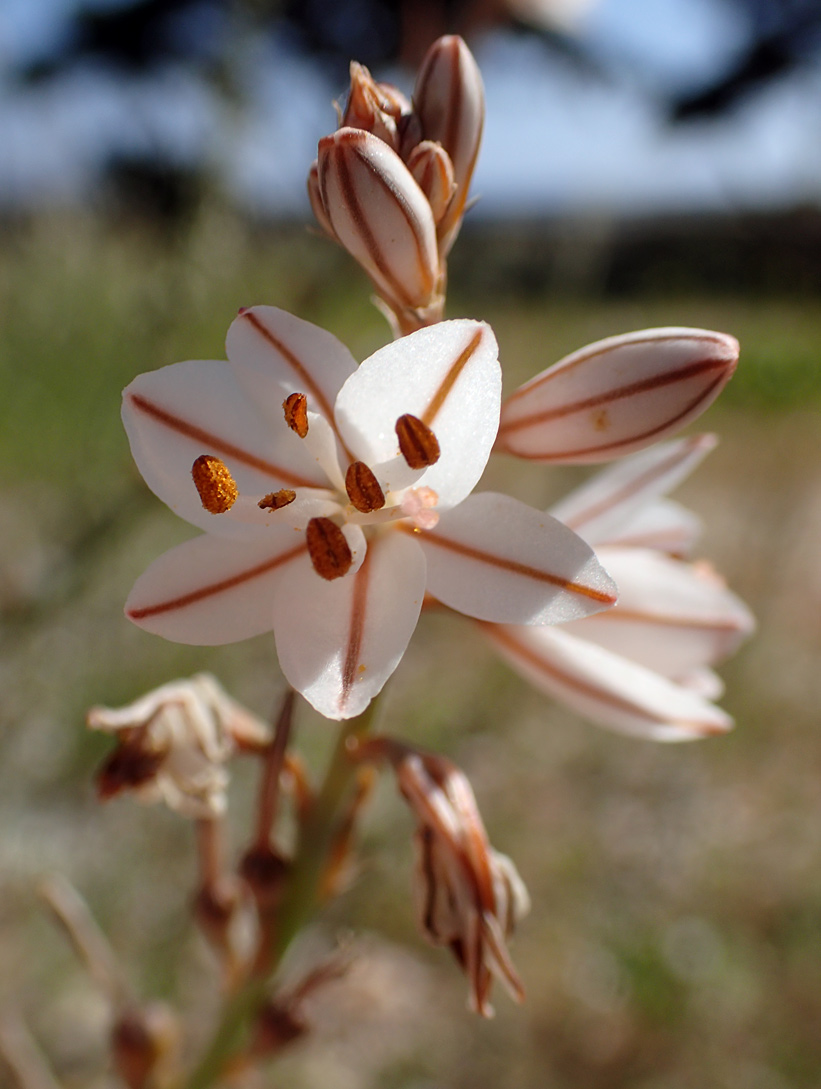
left=2, top=2, right=821, bottom=1087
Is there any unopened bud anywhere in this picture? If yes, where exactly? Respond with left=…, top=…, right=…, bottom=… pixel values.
left=406, top=140, right=456, bottom=225
left=413, top=35, right=485, bottom=253
left=497, top=328, right=740, bottom=464
left=342, top=62, right=410, bottom=150
left=317, top=128, right=441, bottom=318
left=307, top=160, right=336, bottom=240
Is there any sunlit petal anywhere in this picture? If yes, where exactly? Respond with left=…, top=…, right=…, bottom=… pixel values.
left=272, top=531, right=426, bottom=719
left=225, top=305, right=357, bottom=434
left=599, top=498, right=702, bottom=556
left=563, top=547, right=756, bottom=676
left=497, top=329, right=738, bottom=463
left=549, top=434, right=717, bottom=545
left=122, top=359, right=324, bottom=537
left=417, top=492, right=617, bottom=624
left=483, top=624, right=733, bottom=741
left=335, top=320, right=501, bottom=507
left=125, top=531, right=307, bottom=644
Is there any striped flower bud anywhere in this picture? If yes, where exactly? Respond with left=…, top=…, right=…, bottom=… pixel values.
left=406, top=139, right=457, bottom=225
left=341, top=61, right=411, bottom=151
left=317, top=127, right=443, bottom=331
left=496, top=328, right=740, bottom=464
left=413, top=35, right=485, bottom=253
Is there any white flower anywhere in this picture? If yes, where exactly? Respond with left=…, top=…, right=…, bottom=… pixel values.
left=482, top=436, right=756, bottom=740
left=122, top=308, right=616, bottom=720
left=87, top=673, right=266, bottom=817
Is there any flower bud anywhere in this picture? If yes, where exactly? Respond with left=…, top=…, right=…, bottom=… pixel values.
left=496, top=328, right=740, bottom=464
left=307, top=160, right=336, bottom=240
left=317, top=127, right=443, bottom=327
left=413, top=35, right=485, bottom=252
left=406, top=140, right=456, bottom=225
left=341, top=61, right=411, bottom=151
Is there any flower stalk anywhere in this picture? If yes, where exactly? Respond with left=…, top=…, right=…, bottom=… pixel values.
left=181, top=697, right=380, bottom=1089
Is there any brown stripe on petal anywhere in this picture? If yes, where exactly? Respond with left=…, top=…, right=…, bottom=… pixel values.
left=339, top=547, right=372, bottom=710
left=499, top=373, right=727, bottom=462
left=127, top=392, right=318, bottom=489
left=500, top=356, right=730, bottom=436
left=502, top=332, right=734, bottom=410
left=421, top=327, right=483, bottom=428
left=586, top=607, right=744, bottom=634
left=481, top=623, right=728, bottom=736
left=409, top=526, right=616, bottom=605
left=128, top=542, right=307, bottom=620
left=561, top=439, right=707, bottom=532
left=240, top=310, right=338, bottom=429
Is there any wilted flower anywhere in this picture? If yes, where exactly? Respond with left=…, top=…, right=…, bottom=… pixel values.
left=355, top=737, right=529, bottom=1016
left=88, top=673, right=267, bottom=817
left=309, top=35, right=484, bottom=334
left=483, top=436, right=756, bottom=739
left=122, top=307, right=616, bottom=720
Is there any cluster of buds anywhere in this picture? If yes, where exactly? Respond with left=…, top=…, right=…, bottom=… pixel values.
left=308, top=35, right=484, bottom=336
left=353, top=737, right=529, bottom=1016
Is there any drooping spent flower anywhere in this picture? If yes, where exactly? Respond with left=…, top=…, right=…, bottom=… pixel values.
left=482, top=436, right=755, bottom=740
left=88, top=674, right=268, bottom=817
left=353, top=736, right=529, bottom=1016
left=121, top=308, right=617, bottom=721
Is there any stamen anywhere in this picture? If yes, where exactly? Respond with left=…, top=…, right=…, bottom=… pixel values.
left=283, top=393, right=309, bottom=438
left=345, top=461, right=385, bottom=513
left=306, top=517, right=353, bottom=580
left=191, top=455, right=239, bottom=514
left=258, top=489, right=297, bottom=511
left=396, top=413, right=440, bottom=469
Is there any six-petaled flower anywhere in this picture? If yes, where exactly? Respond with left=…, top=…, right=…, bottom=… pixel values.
left=122, top=307, right=617, bottom=720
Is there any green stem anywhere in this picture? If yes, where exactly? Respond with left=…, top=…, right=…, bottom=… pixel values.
left=180, top=698, right=380, bottom=1089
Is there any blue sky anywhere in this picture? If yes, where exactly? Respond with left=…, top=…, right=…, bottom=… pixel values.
left=2, top=0, right=820, bottom=216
